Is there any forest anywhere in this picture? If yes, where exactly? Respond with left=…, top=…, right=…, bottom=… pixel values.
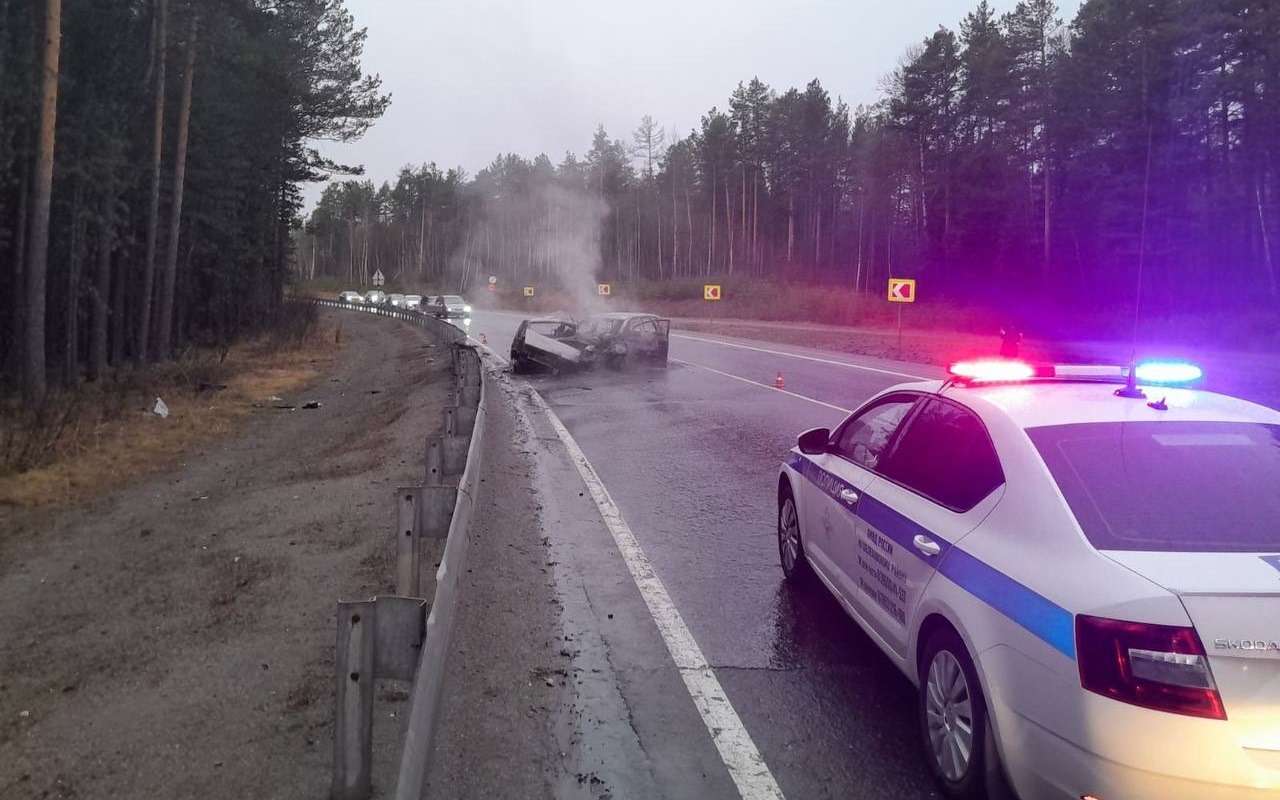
left=0, top=0, right=389, bottom=402
left=300, top=0, right=1280, bottom=329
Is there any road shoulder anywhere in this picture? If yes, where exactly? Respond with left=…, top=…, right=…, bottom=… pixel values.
left=425, top=363, right=740, bottom=799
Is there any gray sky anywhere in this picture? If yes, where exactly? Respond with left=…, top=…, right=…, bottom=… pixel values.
left=308, top=0, right=1082, bottom=209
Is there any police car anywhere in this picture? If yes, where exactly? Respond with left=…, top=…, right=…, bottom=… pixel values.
left=776, top=360, right=1280, bottom=800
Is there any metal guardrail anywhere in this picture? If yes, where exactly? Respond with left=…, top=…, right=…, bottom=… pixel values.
left=301, top=298, right=484, bottom=800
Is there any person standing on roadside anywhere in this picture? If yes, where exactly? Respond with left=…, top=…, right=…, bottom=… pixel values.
left=999, top=322, right=1023, bottom=358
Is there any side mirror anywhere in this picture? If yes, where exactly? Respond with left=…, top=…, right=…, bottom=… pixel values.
left=797, top=427, right=831, bottom=455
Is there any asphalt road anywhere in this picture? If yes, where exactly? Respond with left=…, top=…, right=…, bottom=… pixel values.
left=468, top=309, right=952, bottom=799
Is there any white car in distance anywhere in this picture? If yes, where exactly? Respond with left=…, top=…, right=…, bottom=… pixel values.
left=777, top=359, right=1280, bottom=800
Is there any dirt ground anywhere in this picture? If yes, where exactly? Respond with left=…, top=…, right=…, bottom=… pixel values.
left=0, top=310, right=449, bottom=799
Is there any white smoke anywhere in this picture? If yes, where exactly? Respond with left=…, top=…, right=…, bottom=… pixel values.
left=450, top=176, right=610, bottom=316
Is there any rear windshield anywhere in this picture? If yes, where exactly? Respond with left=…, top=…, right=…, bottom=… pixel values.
left=1028, top=422, right=1280, bottom=552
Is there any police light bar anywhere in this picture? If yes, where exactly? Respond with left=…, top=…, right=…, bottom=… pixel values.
left=947, top=359, right=1042, bottom=383
left=1133, top=361, right=1203, bottom=385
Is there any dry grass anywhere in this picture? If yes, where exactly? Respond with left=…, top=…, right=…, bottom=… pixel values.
left=0, top=322, right=339, bottom=508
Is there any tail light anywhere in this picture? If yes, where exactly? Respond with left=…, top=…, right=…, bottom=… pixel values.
left=1076, top=615, right=1226, bottom=720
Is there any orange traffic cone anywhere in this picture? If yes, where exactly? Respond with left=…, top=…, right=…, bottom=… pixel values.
left=774, top=371, right=785, bottom=389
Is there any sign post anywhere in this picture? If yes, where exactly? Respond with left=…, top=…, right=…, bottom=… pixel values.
left=703, top=283, right=721, bottom=325
left=487, top=275, right=497, bottom=293
left=887, top=278, right=916, bottom=356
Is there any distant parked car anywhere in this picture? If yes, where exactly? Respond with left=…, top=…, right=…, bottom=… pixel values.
left=364, top=290, right=386, bottom=306
left=388, top=293, right=406, bottom=308
left=404, top=294, right=423, bottom=311
left=338, top=291, right=362, bottom=304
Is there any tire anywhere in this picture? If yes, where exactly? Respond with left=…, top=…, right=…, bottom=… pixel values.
left=777, top=485, right=811, bottom=583
left=918, top=628, right=991, bottom=799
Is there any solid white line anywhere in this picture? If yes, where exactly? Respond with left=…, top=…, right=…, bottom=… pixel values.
left=671, top=333, right=929, bottom=380
left=672, top=358, right=853, bottom=415
left=525, top=390, right=786, bottom=800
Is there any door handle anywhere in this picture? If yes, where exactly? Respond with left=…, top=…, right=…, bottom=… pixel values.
left=912, top=535, right=942, bottom=557
left=839, top=488, right=860, bottom=505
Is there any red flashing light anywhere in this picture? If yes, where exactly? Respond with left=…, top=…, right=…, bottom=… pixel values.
left=1076, top=615, right=1226, bottom=721
left=947, top=359, right=1040, bottom=383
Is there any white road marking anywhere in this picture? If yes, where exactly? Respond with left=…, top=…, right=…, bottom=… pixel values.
left=673, top=358, right=853, bottom=415
left=671, top=333, right=929, bottom=379
left=525, top=389, right=786, bottom=800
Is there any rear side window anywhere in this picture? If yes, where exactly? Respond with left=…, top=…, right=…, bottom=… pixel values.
left=1028, top=422, right=1280, bottom=552
left=880, top=398, right=1004, bottom=511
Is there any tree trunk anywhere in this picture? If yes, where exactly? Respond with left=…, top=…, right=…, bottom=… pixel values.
left=156, top=8, right=195, bottom=358
left=671, top=174, right=679, bottom=276
left=707, top=170, right=716, bottom=275
left=725, top=181, right=734, bottom=275
left=64, top=182, right=85, bottom=386
left=24, top=0, right=61, bottom=402
left=137, top=0, right=168, bottom=363
left=90, top=216, right=112, bottom=382
left=684, top=186, right=693, bottom=276
left=1257, top=180, right=1277, bottom=298
left=111, top=249, right=126, bottom=365
left=751, top=171, right=758, bottom=273
left=786, top=194, right=795, bottom=264
left=6, top=155, right=29, bottom=382
left=156, top=9, right=196, bottom=360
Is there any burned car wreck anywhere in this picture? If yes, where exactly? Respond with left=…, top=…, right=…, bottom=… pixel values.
left=510, top=312, right=671, bottom=373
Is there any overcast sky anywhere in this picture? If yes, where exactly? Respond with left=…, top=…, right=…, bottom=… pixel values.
left=308, top=0, right=1082, bottom=209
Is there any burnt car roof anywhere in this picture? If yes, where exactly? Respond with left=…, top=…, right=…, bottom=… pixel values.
left=589, top=312, right=663, bottom=320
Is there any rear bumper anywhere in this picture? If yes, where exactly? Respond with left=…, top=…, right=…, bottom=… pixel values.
left=1000, top=705, right=1280, bottom=800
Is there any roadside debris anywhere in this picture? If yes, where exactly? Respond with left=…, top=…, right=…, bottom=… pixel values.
left=151, top=397, right=170, bottom=418
left=302, top=400, right=322, bottom=409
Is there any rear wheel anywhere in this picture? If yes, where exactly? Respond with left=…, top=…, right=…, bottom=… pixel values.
left=777, top=487, right=810, bottom=583
left=919, top=628, right=989, bottom=799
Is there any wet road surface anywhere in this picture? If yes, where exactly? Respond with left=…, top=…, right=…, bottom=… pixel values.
left=469, top=310, right=951, bottom=799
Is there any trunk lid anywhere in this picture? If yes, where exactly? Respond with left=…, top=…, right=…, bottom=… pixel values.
left=1105, top=550, right=1280, bottom=760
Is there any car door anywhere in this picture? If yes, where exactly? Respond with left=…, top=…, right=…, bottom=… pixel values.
left=802, top=395, right=920, bottom=595
left=853, top=397, right=1006, bottom=657
left=626, top=319, right=661, bottom=358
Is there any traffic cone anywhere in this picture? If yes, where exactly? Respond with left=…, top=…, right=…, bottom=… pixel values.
left=774, top=371, right=785, bottom=389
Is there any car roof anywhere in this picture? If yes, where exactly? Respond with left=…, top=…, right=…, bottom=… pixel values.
left=892, top=380, right=1280, bottom=429
left=590, top=311, right=656, bottom=320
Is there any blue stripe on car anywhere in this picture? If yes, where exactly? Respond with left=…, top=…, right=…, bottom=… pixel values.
left=787, top=452, right=1076, bottom=660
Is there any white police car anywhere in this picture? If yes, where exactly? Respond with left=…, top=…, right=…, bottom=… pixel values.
left=777, top=360, right=1280, bottom=800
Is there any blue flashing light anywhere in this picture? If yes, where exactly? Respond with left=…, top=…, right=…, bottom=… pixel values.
left=1134, top=361, right=1202, bottom=385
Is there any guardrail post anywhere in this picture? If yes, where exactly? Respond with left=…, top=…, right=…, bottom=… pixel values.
left=333, top=600, right=375, bottom=800
left=419, top=486, right=454, bottom=538
left=444, top=406, right=477, bottom=437
left=396, top=488, right=423, bottom=597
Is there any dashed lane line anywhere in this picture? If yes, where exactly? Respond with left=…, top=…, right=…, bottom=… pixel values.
left=669, top=333, right=929, bottom=379
left=672, top=358, right=853, bottom=415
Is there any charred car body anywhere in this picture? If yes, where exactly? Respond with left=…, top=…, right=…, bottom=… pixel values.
left=510, top=312, right=670, bottom=373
